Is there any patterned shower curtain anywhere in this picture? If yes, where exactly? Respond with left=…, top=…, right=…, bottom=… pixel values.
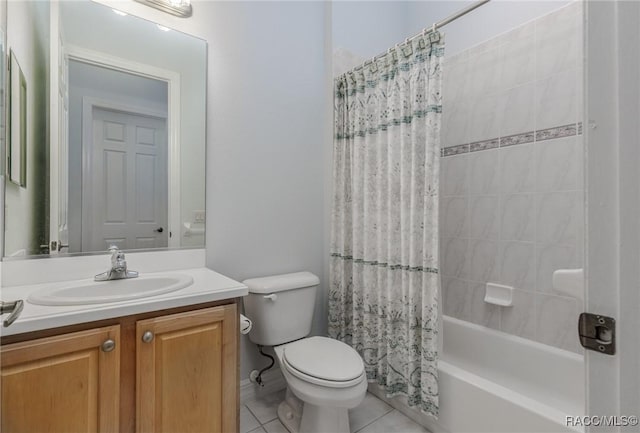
left=328, top=33, right=443, bottom=417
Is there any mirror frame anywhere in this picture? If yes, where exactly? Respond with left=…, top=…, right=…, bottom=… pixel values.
left=8, top=50, right=26, bottom=187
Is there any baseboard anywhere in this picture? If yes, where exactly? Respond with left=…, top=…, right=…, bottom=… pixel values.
left=240, top=367, right=287, bottom=403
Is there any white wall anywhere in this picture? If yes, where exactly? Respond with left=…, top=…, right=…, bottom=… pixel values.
left=406, top=1, right=571, bottom=56
left=61, top=0, right=206, bottom=247
left=332, top=1, right=572, bottom=76
left=203, top=1, right=329, bottom=379
left=95, top=0, right=331, bottom=380
left=332, top=1, right=408, bottom=74
left=4, top=1, right=49, bottom=256
left=333, top=1, right=408, bottom=59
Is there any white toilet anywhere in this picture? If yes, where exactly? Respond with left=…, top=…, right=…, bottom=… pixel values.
left=243, top=272, right=367, bottom=433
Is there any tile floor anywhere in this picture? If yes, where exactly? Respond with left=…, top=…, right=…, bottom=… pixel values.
left=241, top=389, right=430, bottom=433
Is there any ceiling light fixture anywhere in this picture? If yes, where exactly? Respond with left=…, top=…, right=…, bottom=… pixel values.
left=157, top=24, right=171, bottom=32
left=133, top=0, right=192, bottom=18
left=112, top=9, right=128, bottom=16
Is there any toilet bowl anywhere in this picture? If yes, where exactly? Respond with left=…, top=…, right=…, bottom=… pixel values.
left=242, top=272, right=368, bottom=433
left=274, top=336, right=368, bottom=433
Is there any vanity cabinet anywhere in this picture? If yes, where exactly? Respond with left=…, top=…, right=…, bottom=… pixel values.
left=136, top=306, right=237, bottom=433
left=0, top=325, right=121, bottom=432
left=0, top=301, right=239, bottom=433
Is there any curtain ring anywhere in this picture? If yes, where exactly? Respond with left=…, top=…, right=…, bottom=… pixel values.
left=369, top=57, right=378, bottom=73
left=430, top=23, right=440, bottom=43
left=402, top=39, right=413, bottom=57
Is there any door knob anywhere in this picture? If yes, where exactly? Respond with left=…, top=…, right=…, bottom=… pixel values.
left=154, top=227, right=164, bottom=233
left=44, top=241, right=69, bottom=252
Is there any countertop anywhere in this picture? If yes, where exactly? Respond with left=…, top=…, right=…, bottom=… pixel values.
left=0, top=267, right=248, bottom=337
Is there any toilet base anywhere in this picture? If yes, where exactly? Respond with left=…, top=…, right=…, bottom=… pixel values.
left=300, top=402, right=350, bottom=433
left=277, top=388, right=351, bottom=433
left=277, top=388, right=302, bottom=433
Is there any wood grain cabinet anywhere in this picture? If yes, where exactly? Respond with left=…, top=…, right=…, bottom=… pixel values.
left=1, top=325, right=121, bottom=432
left=0, top=302, right=239, bottom=433
left=136, top=306, right=237, bottom=433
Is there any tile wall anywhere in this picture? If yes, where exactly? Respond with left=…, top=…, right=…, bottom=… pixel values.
left=440, top=2, right=584, bottom=353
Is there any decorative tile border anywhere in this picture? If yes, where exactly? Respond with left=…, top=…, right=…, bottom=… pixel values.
left=500, top=131, right=534, bottom=147
left=469, top=138, right=499, bottom=152
left=442, top=143, right=469, bottom=157
left=441, top=122, right=583, bottom=157
left=536, top=124, right=578, bottom=141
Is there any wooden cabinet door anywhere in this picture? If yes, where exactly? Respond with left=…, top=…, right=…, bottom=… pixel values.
left=0, top=325, right=120, bottom=433
left=136, top=304, right=237, bottom=433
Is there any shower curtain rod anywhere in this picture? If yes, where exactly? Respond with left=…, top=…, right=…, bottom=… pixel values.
left=347, top=0, right=491, bottom=73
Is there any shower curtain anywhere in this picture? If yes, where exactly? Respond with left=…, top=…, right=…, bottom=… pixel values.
left=328, top=33, right=443, bottom=417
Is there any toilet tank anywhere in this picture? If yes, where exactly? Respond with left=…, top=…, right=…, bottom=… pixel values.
left=242, top=272, right=319, bottom=346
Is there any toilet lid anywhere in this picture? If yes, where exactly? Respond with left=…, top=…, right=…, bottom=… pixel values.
left=283, top=336, right=364, bottom=382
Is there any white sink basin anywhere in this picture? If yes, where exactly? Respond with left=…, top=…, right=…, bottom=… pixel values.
left=27, top=274, right=194, bottom=306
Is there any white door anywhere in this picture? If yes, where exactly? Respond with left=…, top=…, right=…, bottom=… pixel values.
left=585, top=1, right=640, bottom=430
left=82, top=107, right=168, bottom=251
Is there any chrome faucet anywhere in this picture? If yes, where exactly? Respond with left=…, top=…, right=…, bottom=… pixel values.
left=95, top=246, right=139, bottom=281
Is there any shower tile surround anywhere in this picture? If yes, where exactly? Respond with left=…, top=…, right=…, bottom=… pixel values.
left=440, top=2, right=584, bottom=353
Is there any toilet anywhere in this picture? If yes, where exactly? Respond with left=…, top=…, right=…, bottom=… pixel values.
left=243, top=272, right=367, bottom=433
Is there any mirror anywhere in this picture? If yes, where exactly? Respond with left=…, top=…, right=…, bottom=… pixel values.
left=3, top=0, right=206, bottom=258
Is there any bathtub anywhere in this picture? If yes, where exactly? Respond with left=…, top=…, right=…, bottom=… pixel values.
left=369, top=316, right=585, bottom=433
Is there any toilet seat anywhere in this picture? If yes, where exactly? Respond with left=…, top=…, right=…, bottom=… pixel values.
left=281, top=336, right=365, bottom=389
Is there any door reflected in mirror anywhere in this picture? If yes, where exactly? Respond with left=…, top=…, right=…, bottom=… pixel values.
left=71, top=61, right=169, bottom=252
left=3, top=0, right=206, bottom=258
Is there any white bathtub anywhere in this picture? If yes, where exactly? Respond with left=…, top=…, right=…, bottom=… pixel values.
left=370, top=316, right=585, bottom=433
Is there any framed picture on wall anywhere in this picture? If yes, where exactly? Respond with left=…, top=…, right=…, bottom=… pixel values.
left=8, top=49, right=26, bottom=187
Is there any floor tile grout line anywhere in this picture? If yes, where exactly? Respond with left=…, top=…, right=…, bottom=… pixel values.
left=243, top=402, right=277, bottom=428
left=259, top=417, right=279, bottom=427
left=244, top=392, right=415, bottom=433
left=242, top=403, right=260, bottom=424
left=353, top=407, right=397, bottom=433
left=241, top=404, right=263, bottom=433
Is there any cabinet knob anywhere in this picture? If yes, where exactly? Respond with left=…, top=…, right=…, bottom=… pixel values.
left=102, top=339, right=116, bottom=352
left=142, top=331, right=154, bottom=343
